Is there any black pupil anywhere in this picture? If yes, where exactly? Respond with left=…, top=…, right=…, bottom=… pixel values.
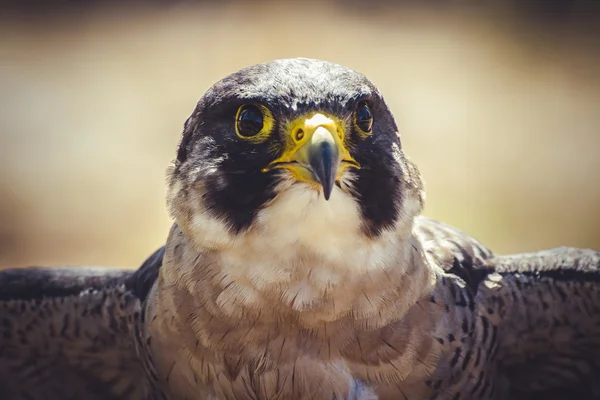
left=238, top=105, right=264, bottom=136
left=357, top=103, right=373, bottom=131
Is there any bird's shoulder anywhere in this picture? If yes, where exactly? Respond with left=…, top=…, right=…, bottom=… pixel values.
left=124, top=245, right=166, bottom=302
left=413, top=216, right=494, bottom=292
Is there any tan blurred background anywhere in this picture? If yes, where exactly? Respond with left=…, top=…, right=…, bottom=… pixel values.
left=0, top=0, right=599, bottom=269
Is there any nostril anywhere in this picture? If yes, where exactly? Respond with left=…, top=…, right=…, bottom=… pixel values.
left=295, top=129, right=304, bottom=141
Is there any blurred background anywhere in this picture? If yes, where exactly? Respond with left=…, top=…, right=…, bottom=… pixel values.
left=0, top=0, right=599, bottom=269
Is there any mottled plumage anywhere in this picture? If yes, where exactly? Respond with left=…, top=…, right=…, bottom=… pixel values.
left=1, top=58, right=599, bottom=400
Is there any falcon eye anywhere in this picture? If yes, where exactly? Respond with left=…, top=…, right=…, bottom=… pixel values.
left=234, top=104, right=274, bottom=143
left=354, top=102, right=373, bottom=135
left=236, top=104, right=264, bottom=138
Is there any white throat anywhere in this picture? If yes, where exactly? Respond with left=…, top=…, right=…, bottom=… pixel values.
left=166, top=180, right=431, bottom=328
left=185, top=181, right=415, bottom=275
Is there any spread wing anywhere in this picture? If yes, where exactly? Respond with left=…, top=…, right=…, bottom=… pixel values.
left=415, top=217, right=600, bottom=398
left=0, top=247, right=165, bottom=400
left=475, top=247, right=600, bottom=400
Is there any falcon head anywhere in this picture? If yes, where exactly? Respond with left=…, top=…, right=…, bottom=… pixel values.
left=167, top=58, right=424, bottom=253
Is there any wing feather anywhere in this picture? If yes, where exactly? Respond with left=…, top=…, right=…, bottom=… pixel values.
left=476, top=247, right=600, bottom=399
left=0, top=246, right=165, bottom=400
left=415, top=218, right=600, bottom=398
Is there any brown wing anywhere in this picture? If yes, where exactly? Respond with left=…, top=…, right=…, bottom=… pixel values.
left=0, top=247, right=165, bottom=400
left=477, top=247, right=600, bottom=399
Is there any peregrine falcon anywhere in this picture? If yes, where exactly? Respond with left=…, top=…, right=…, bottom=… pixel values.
left=1, top=58, right=599, bottom=400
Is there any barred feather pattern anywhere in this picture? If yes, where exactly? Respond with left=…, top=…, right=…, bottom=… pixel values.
left=0, top=282, right=145, bottom=400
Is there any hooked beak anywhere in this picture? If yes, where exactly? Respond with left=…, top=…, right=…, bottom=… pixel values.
left=263, top=113, right=359, bottom=200
left=304, top=126, right=339, bottom=200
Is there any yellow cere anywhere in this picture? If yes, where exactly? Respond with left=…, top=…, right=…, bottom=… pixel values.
left=262, top=111, right=360, bottom=183
left=234, top=104, right=275, bottom=144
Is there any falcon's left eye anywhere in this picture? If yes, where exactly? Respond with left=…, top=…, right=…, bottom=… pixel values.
left=354, top=102, right=373, bottom=135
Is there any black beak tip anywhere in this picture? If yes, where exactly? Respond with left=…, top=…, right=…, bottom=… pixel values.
left=323, top=185, right=333, bottom=201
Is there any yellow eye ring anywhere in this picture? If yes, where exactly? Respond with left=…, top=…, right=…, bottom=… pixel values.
left=353, top=101, right=373, bottom=138
left=235, top=104, right=274, bottom=143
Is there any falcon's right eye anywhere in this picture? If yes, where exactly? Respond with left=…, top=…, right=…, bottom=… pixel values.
left=234, top=104, right=274, bottom=143
left=236, top=105, right=264, bottom=138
